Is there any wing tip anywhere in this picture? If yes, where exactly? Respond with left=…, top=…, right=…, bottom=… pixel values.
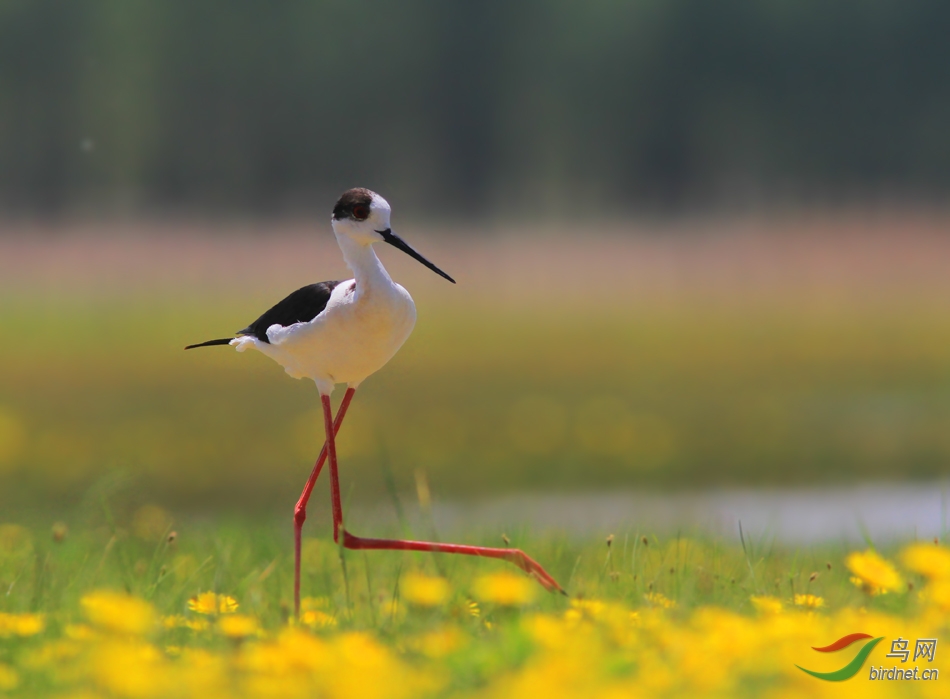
left=184, top=338, right=234, bottom=350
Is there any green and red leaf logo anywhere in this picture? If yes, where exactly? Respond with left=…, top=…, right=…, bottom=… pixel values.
left=796, top=633, right=884, bottom=681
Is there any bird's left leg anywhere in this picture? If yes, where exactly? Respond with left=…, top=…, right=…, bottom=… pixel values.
left=319, top=395, right=564, bottom=593
left=294, top=387, right=356, bottom=618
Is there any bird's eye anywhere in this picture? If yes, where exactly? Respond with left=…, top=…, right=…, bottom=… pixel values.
left=352, top=204, right=370, bottom=220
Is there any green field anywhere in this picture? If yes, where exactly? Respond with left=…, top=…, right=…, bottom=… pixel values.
left=0, top=511, right=948, bottom=697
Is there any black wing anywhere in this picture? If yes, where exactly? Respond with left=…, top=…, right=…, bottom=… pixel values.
left=237, top=281, right=342, bottom=344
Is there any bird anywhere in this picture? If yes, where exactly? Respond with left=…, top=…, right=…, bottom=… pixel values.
left=186, top=188, right=564, bottom=616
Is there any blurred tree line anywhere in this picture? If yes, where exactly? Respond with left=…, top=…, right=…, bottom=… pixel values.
left=1, top=0, right=948, bottom=218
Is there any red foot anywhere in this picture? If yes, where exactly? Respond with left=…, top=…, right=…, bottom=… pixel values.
left=341, top=530, right=565, bottom=594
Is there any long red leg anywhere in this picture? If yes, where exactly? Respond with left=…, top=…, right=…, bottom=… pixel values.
left=320, top=394, right=564, bottom=594
left=294, top=387, right=356, bottom=618
left=342, top=532, right=564, bottom=592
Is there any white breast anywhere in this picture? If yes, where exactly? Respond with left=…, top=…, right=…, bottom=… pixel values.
left=233, top=279, right=417, bottom=395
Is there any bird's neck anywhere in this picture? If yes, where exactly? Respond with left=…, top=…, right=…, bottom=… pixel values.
left=335, top=232, right=393, bottom=291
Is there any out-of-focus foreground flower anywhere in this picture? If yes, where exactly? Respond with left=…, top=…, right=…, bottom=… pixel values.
left=401, top=573, right=450, bottom=607
left=189, top=592, right=239, bottom=615
left=846, top=549, right=903, bottom=595
left=471, top=572, right=537, bottom=606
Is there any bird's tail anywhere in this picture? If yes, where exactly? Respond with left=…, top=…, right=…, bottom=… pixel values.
left=184, top=338, right=233, bottom=350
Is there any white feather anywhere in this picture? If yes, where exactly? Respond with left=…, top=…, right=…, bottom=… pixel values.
left=231, top=193, right=418, bottom=396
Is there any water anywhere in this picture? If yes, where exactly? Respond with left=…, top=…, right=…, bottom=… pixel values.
left=356, top=482, right=950, bottom=544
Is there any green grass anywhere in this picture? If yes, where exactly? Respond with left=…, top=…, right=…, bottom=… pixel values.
left=2, top=506, right=942, bottom=697
left=0, top=505, right=914, bottom=621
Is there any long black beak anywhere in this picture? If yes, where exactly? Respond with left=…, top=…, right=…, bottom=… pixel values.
left=378, top=229, right=456, bottom=283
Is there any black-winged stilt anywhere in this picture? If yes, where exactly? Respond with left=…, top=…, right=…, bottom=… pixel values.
left=186, top=188, right=563, bottom=616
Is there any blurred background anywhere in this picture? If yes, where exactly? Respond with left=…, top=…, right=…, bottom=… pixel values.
left=1, top=2, right=949, bottom=537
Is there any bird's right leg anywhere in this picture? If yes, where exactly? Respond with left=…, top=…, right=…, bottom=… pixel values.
left=294, top=387, right=356, bottom=619
left=320, top=394, right=564, bottom=594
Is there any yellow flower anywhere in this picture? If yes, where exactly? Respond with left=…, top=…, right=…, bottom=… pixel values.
left=644, top=592, right=675, bottom=609
left=90, top=639, right=170, bottom=698
left=567, top=599, right=607, bottom=622
left=401, top=573, right=450, bottom=607
left=750, top=595, right=783, bottom=614
left=0, top=664, right=18, bottom=691
left=467, top=600, right=481, bottom=617
left=64, top=624, right=98, bottom=640
left=162, top=615, right=184, bottom=629
left=901, top=543, right=950, bottom=581
left=525, top=614, right=570, bottom=647
left=81, top=591, right=155, bottom=635
left=186, top=617, right=210, bottom=631
left=0, top=612, right=44, bottom=637
left=846, top=550, right=903, bottom=595
left=218, top=614, right=259, bottom=639
left=188, top=592, right=239, bottom=615
left=472, top=572, right=536, bottom=606
left=162, top=615, right=209, bottom=632
left=300, top=610, right=337, bottom=629
left=408, top=627, right=465, bottom=658
left=922, top=579, right=950, bottom=611
left=793, top=593, right=824, bottom=608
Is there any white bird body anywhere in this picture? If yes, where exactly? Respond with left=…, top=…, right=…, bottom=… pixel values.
left=186, top=189, right=452, bottom=397
left=186, top=187, right=564, bottom=610
left=232, top=232, right=417, bottom=395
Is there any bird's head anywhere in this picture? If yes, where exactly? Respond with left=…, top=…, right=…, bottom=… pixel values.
left=331, top=187, right=455, bottom=283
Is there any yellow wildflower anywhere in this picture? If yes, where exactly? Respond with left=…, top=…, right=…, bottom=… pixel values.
left=0, top=664, right=18, bottom=691
left=64, top=624, right=98, bottom=640
left=185, top=617, right=210, bottom=631
left=81, top=591, right=155, bottom=635
left=472, top=572, right=536, bottom=606
left=526, top=614, right=570, bottom=648
left=467, top=600, right=481, bottom=617
left=409, top=626, right=465, bottom=658
left=793, top=593, right=824, bottom=608
left=846, top=550, right=903, bottom=594
left=401, top=573, right=450, bottom=607
left=922, top=579, right=950, bottom=611
left=162, top=615, right=209, bottom=632
left=567, top=599, right=607, bottom=622
left=0, top=612, right=44, bottom=637
left=750, top=595, right=783, bottom=614
left=218, top=614, right=259, bottom=639
left=644, top=592, right=675, bottom=609
left=188, top=592, right=239, bottom=615
left=901, top=543, right=950, bottom=581
left=90, top=639, right=170, bottom=698
left=300, top=609, right=337, bottom=629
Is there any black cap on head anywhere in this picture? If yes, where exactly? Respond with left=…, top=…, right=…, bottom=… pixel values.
left=333, top=188, right=375, bottom=221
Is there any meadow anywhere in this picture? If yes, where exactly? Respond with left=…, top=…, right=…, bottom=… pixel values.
left=2, top=218, right=950, bottom=695
left=1, top=511, right=949, bottom=697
